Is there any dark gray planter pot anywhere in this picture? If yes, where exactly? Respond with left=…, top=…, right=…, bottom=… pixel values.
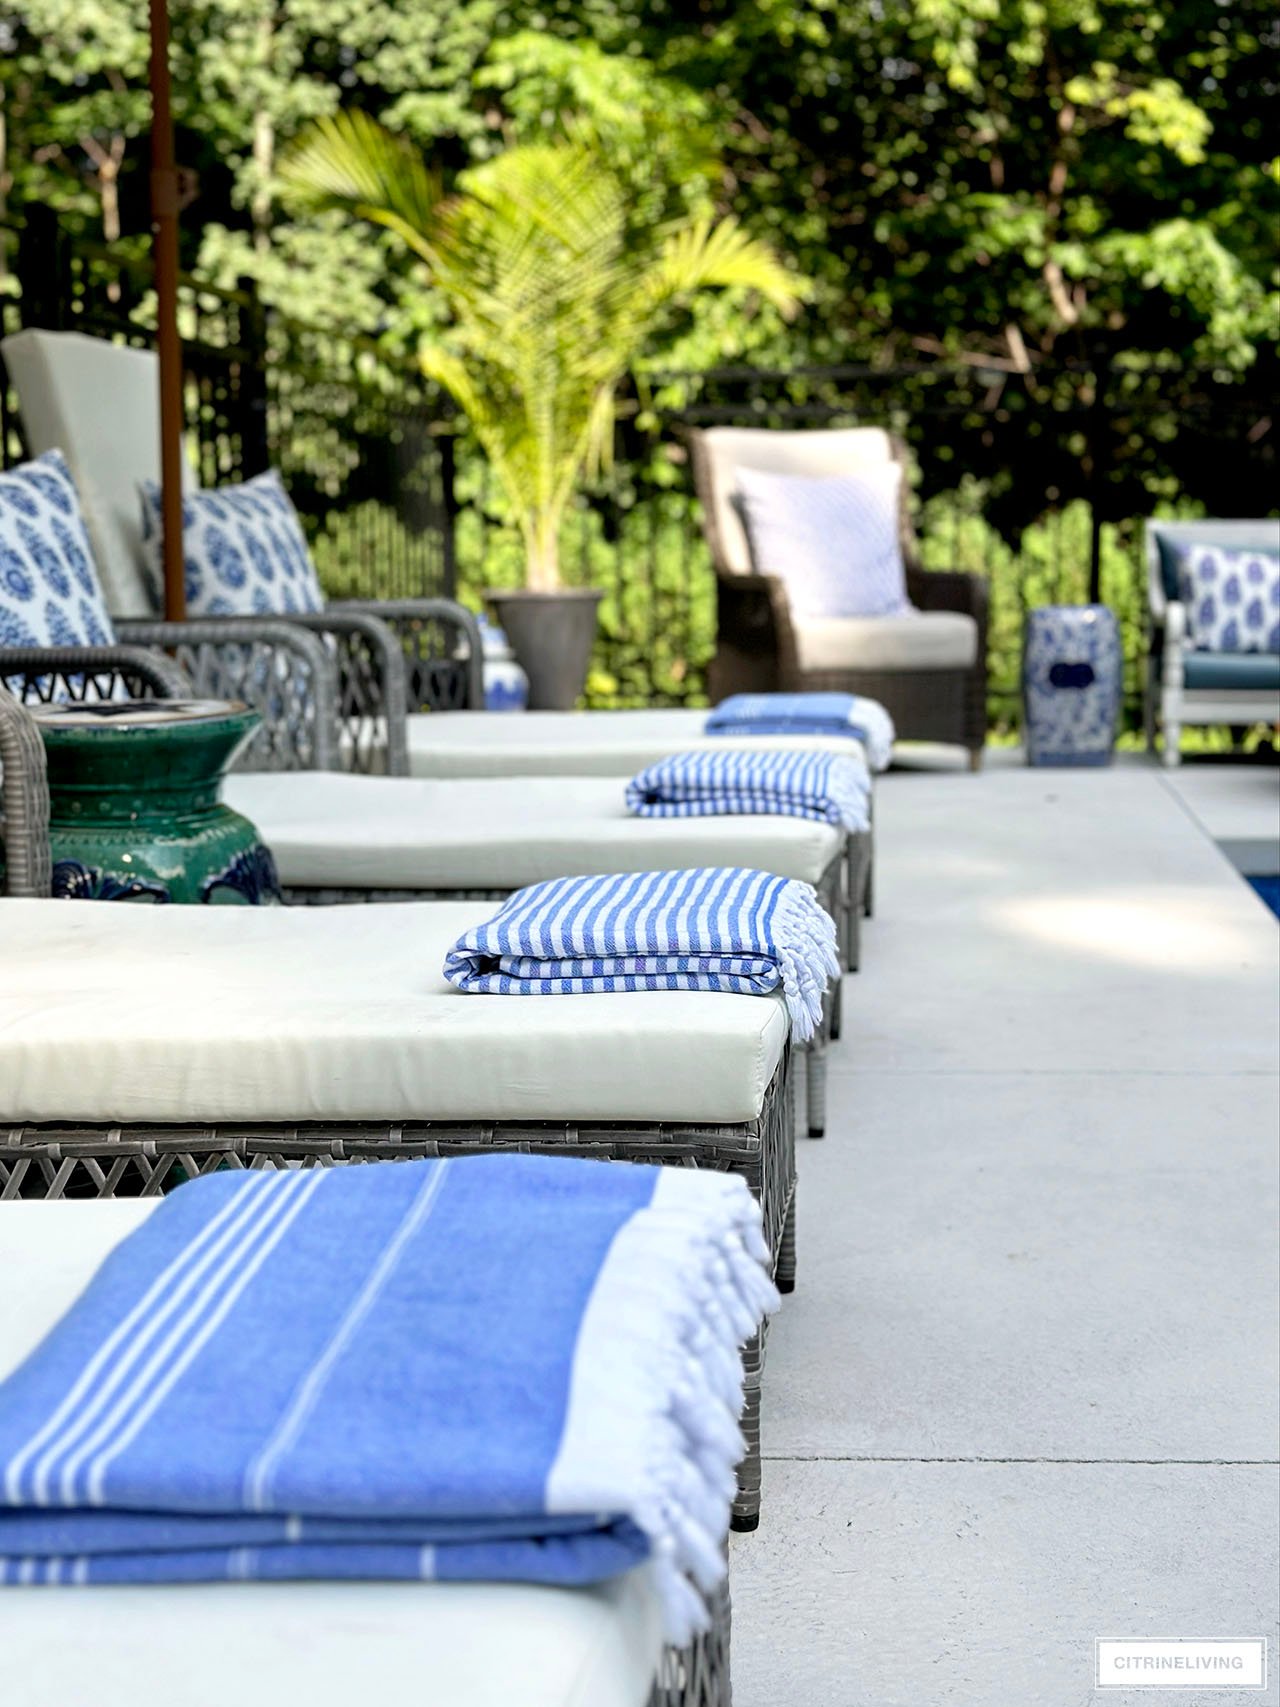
left=486, top=589, right=603, bottom=711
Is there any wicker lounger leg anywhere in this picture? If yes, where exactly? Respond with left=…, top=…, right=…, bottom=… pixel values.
left=731, top=1328, right=764, bottom=1532
left=804, top=1034, right=827, bottom=1139
left=863, top=840, right=875, bottom=918
left=840, top=836, right=859, bottom=972
left=776, top=1191, right=796, bottom=1296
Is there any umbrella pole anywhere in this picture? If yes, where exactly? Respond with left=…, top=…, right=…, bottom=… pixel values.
left=149, top=0, right=186, bottom=621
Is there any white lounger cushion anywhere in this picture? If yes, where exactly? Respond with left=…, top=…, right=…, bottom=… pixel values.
left=406, top=707, right=869, bottom=779
left=0, top=1201, right=662, bottom=1707
left=793, top=610, right=978, bottom=673
left=0, top=899, right=787, bottom=1125
left=224, top=770, right=845, bottom=890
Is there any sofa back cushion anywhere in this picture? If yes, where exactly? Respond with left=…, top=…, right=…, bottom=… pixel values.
left=1, top=329, right=189, bottom=618
left=735, top=464, right=913, bottom=620
left=695, top=426, right=899, bottom=576
left=0, top=451, right=116, bottom=649
left=1179, top=543, right=1280, bottom=654
left=139, top=469, right=325, bottom=618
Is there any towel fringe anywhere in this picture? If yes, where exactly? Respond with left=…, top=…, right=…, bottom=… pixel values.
left=774, top=879, right=841, bottom=1042
left=621, top=1184, right=780, bottom=1645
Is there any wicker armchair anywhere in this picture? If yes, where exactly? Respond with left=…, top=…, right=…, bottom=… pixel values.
left=689, top=426, right=989, bottom=765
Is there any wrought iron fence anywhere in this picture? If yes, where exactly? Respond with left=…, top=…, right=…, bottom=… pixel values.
left=3, top=214, right=1275, bottom=728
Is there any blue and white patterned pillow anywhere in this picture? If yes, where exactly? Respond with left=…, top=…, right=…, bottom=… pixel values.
left=734, top=463, right=913, bottom=621
left=1179, top=544, right=1280, bottom=654
left=139, top=468, right=326, bottom=618
left=0, top=450, right=116, bottom=650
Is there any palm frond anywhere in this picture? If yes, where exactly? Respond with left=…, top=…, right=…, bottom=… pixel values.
left=279, top=112, right=443, bottom=264
left=287, top=113, right=809, bottom=587
left=632, top=216, right=807, bottom=321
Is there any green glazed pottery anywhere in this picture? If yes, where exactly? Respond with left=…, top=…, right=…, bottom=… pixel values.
left=30, top=699, right=280, bottom=905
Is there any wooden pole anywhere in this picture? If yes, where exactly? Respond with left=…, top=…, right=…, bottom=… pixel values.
left=149, top=0, right=186, bottom=621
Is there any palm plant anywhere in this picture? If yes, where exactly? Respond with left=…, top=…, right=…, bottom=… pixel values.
left=282, top=112, right=805, bottom=592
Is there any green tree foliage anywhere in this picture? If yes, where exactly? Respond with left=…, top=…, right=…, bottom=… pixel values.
left=4, top=0, right=1273, bottom=373
left=2, top=1, right=1273, bottom=712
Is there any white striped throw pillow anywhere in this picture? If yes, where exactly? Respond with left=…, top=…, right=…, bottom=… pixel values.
left=734, top=462, right=912, bottom=620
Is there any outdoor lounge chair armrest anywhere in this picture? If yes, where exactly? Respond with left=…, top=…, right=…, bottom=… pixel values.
left=0, top=685, right=51, bottom=898
left=1158, top=599, right=1188, bottom=680
left=116, top=618, right=339, bottom=773
left=329, top=598, right=485, bottom=712
left=0, top=644, right=190, bottom=701
left=713, top=570, right=802, bottom=686
left=905, top=564, right=989, bottom=625
left=285, top=610, right=409, bottom=777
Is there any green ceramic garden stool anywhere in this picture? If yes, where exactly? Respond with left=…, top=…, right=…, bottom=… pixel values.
left=30, top=700, right=281, bottom=905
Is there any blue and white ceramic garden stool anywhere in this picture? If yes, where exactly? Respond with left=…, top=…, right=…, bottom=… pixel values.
left=1022, top=604, right=1123, bottom=766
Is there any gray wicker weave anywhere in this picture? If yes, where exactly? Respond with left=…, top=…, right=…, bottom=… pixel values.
left=652, top=1582, right=731, bottom=1707
left=114, top=618, right=340, bottom=772
left=689, top=427, right=990, bottom=765
left=0, top=650, right=196, bottom=899
left=122, top=599, right=484, bottom=777
left=0, top=683, right=51, bottom=898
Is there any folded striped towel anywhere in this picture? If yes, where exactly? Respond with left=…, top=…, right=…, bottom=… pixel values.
left=444, top=867, right=839, bottom=1042
left=626, top=748, right=870, bottom=834
left=0, top=1155, right=777, bottom=1643
left=706, top=692, right=895, bottom=772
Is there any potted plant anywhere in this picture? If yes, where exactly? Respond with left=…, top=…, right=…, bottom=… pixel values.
left=283, top=113, right=803, bottom=707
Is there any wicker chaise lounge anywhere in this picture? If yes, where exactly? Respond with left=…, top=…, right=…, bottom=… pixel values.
left=0, top=650, right=854, bottom=1137
left=0, top=1202, right=727, bottom=1707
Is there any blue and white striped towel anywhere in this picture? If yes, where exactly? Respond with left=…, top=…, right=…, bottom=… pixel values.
left=0, top=1155, right=777, bottom=1643
left=444, top=867, right=839, bottom=1042
left=706, top=692, right=895, bottom=772
left=626, top=748, right=870, bottom=834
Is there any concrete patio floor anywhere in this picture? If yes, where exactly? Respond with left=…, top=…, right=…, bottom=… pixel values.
left=731, top=754, right=1280, bottom=1706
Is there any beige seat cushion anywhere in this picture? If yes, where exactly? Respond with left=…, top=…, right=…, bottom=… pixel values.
left=0, top=1201, right=663, bottom=1707
left=406, top=708, right=870, bottom=779
left=225, top=770, right=846, bottom=890
left=0, top=899, right=787, bottom=1125
left=794, top=610, right=978, bottom=673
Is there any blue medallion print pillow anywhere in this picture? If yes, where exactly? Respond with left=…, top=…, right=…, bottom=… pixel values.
left=734, top=462, right=913, bottom=620
left=139, top=468, right=326, bottom=618
left=1179, top=544, right=1280, bottom=655
left=0, top=450, right=116, bottom=649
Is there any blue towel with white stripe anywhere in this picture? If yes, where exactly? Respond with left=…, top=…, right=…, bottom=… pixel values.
left=443, top=867, right=840, bottom=1042
left=626, top=748, right=870, bottom=834
left=0, top=1155, right=777, bottom=1643
left=706, top=692, right=895, bottom=772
